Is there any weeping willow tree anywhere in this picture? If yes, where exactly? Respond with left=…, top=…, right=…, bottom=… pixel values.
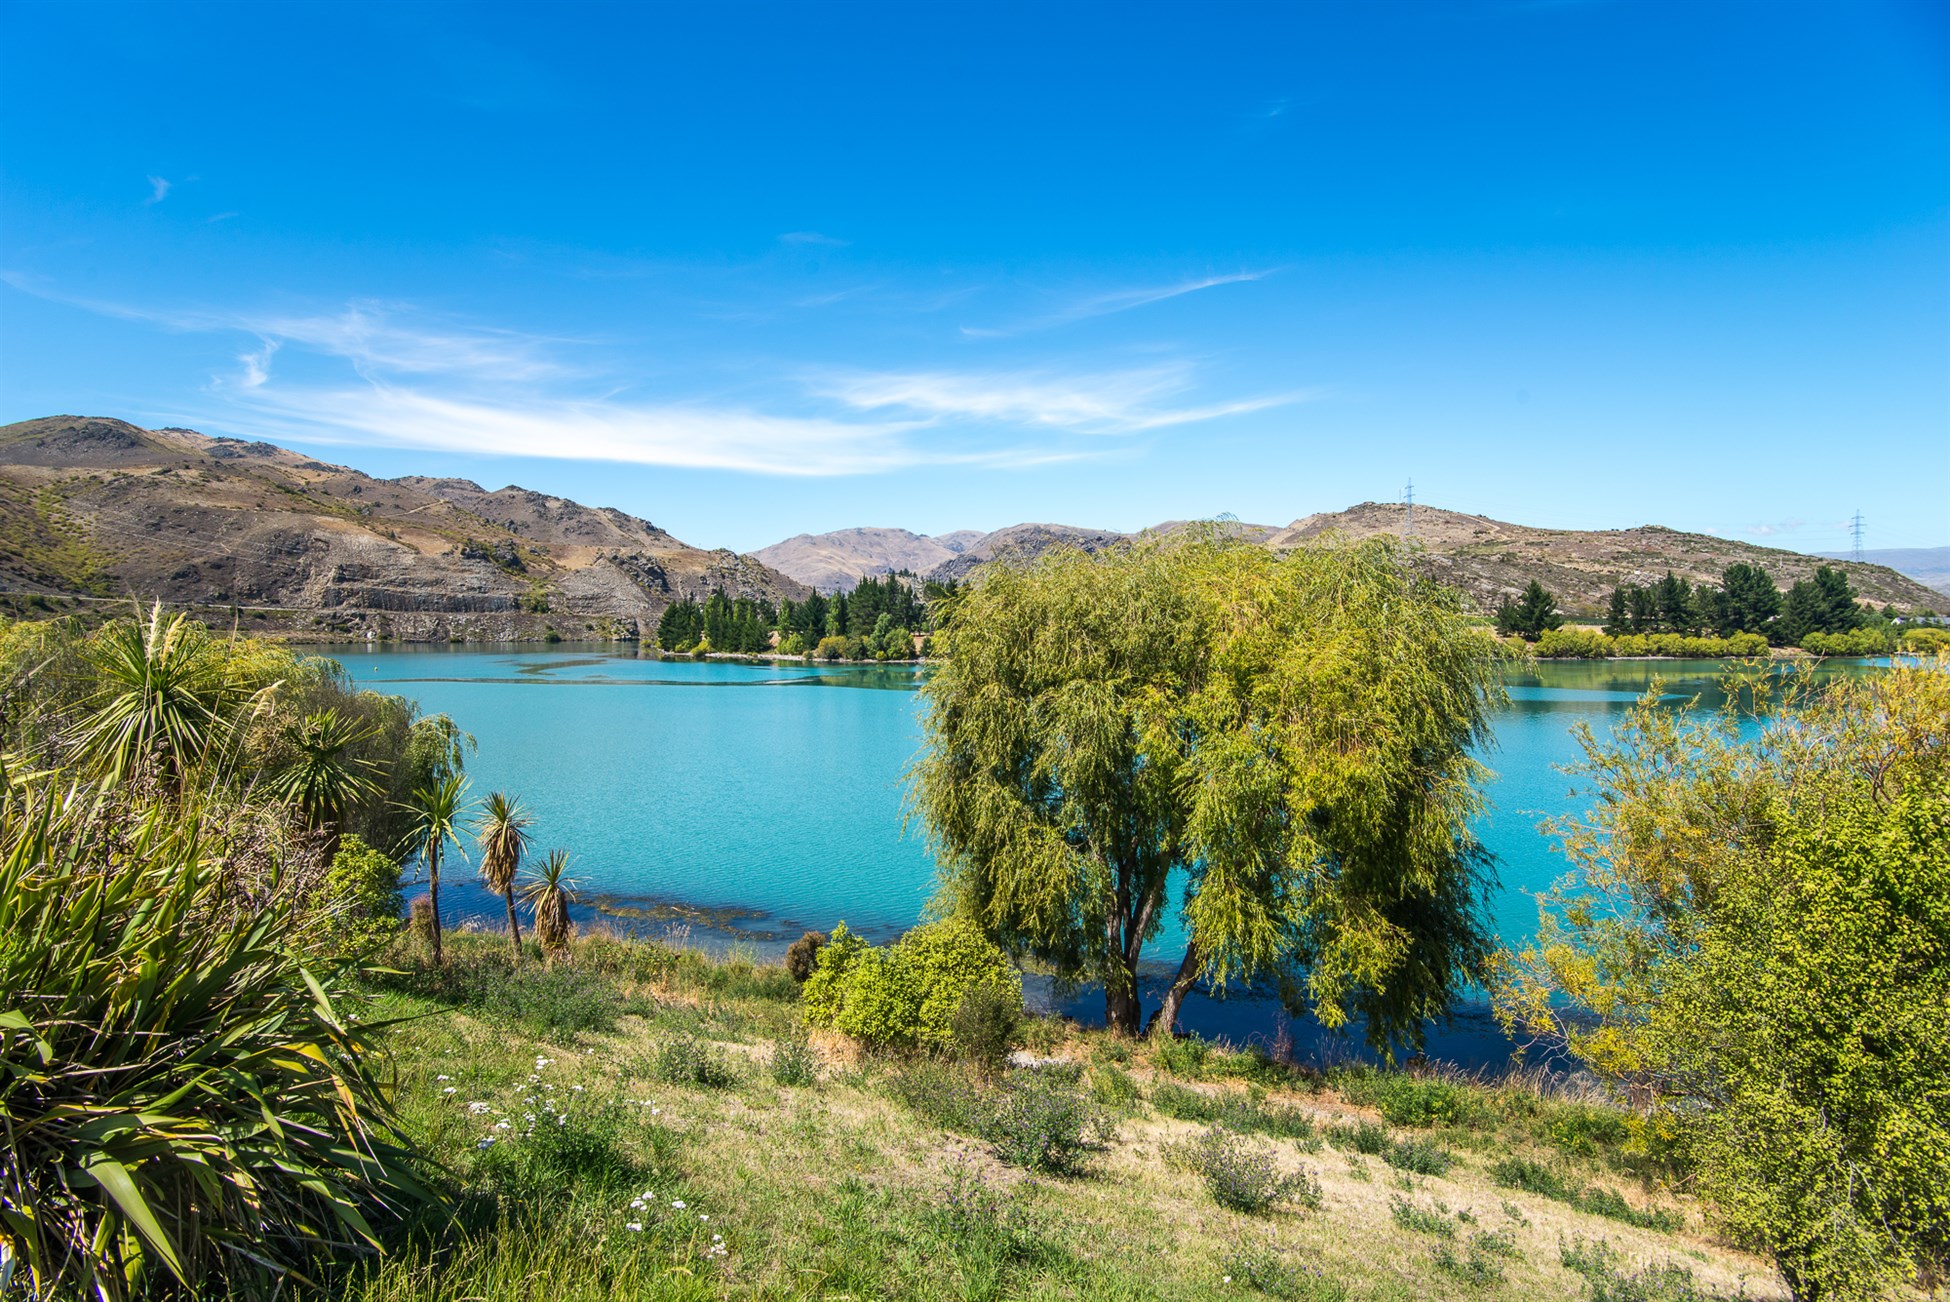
left=911, top=532, right=1506, bottom=1048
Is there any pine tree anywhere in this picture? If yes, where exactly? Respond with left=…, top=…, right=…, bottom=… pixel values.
left=1603, top=587, right=1630, bottom=637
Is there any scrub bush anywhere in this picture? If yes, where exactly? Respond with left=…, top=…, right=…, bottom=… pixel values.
left=784, top=929, right=826, bottom=982
left=653, top=1033, right=739, bottom=1088
left=801, top=918, right=1021, bottom=1052
left=1167, top=1126, right=1320, bottom=1214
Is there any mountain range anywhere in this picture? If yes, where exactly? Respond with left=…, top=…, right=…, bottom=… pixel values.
left=2, top=415, right=1941, bottom=638
left=0, top=415, right=807, bottom=641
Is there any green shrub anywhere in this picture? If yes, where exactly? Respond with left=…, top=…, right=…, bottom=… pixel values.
left=928, top=1162, right=1053, bottom=1267
left=1167, top=1125, right=1321, bottom=1214
left=802, top=917, right=1021, bottom=1052
left=653, top=1033, right=740, bottom=1088
left=1325, top=1119, right=1391, bottom=1155
left=983, top=1072, right=1116, bottom=1175
left=1218, top=1248, right=1349, bottom=1300
left=784, top=929, right=826, bottom=982
left=1801, top=627, right=1894, bottom=656
left=370, top=945, right=636, bottom=1036
left=1899, top=627, right=1950, bottom=652
left=1382, top=1136, right=1455, bottom=1176
left=1388, top=1196, right=1456, bottom=1238
left=887, top=1064, right=1113, bottom=1176
left=477, top=1099, right=641, bottom=1201
left=1430, top=1240, right=1506, bottom=1287
left=769, top=1032, right=818, bottom=1086
left=1151, top=1082, right=1317, bottom=1140
left=1534, top=628, right=1612, bottom=659
left=1090, top=1063, right=1142, bottom=1109
left=950, top=979, right=1022, bottom=1069
left=315, top=833, right=403, bottom=950
left=0, top=792, right=431, bottom=1299
left=1155, top=1033, right=1214, bottom=1077
left=1560, top=1238, right=1712, bottom=1302
left=1490, top=1158, right=1681, bottom=1231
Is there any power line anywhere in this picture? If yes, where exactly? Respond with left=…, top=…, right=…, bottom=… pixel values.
left=1850, top=510, right=1865, bottom=563
left=1401, top=478, right=1415, bottom=541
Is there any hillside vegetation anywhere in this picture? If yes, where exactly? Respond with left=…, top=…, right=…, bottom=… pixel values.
left=0, top=416, right=807, bottom=641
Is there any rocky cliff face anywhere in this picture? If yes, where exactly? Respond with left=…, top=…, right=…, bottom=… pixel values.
left=0, top=416, right=809, bottom=640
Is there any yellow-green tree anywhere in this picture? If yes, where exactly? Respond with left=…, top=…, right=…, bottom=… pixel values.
left=911, top=532, right=1505, bottom=1046
left=1497, top=657, right=1950, bottom=1301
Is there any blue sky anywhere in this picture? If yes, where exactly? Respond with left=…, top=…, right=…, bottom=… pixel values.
left=2, top=0, right=1945, bottom=554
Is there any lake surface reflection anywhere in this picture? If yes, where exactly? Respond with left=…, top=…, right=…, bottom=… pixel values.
left=330, top=645, right=1860, bottom=1067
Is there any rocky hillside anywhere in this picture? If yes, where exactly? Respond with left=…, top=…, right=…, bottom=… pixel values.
left=0, top=416, right=809, bottom=641
left=1270, top=502, right=1943, bottom=617
left=759, top=506, right=1942, bottom=617
left=751, top=526, right=979, bottom=593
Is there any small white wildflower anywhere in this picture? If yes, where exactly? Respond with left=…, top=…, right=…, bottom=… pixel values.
left=712, top=1234, right=722, bottom=1242
left=698, top=1214, right=708, bottom=1222
left=571, top=1084, right=584, bottom=1092
left=1223, top=1277, right=1232, bottom=1285
left=477, top=1136, right=496, bottom=1149
left=625, top=1221, right=643, bottom=1232
left=436, top=1074, right=452, bottom=1081
left=494, top=1121, right=510, bottom=1130
left=671, top=1199, right=686, bottom=1209
left=441, top=1087, right=457, bottom=1095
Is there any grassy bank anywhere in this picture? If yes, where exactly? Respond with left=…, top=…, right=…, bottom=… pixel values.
left=313, top=930, right=1787, bottom=1302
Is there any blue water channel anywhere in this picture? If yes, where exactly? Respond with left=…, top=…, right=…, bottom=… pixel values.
left=330, top=646, right=1821, bottom=1067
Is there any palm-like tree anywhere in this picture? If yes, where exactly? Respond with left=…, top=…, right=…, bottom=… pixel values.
left=402, top=773, right=470, bottom=965
left=266, top=709, right=380, bottom=861
left=475, top=791, right=534, bottom=960
left=520, top=849, right=578, bottom=961
left=78, top=601, right=251, bottom=792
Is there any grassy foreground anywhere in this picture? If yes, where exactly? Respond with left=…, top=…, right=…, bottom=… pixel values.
left=323, top=930, right=1789, bottom=1302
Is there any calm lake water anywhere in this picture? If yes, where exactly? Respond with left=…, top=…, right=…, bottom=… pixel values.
left=330, top=645, right=1846, bottom=1067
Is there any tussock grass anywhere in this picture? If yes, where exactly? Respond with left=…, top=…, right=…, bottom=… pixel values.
left=305, top=931, right=1783, bottom=1301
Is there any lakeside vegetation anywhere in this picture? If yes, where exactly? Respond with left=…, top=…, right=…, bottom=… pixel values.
left=2, top=534, right=1944, bottom=1300
left=1494, top=563, right=1945, bottom=659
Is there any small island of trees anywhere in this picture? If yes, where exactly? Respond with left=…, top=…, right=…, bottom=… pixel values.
left=655, top=572, right=954, bottom=660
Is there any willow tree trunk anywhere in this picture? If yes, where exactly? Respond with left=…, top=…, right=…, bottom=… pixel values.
left=1147, top=942, right=1201, bottom=1038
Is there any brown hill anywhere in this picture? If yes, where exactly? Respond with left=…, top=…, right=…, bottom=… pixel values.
left=1270, top=502, right=1942, bottom=616
left=0, top=416, right=809, bottom=641
left=752, top=527, right=968, bottom=593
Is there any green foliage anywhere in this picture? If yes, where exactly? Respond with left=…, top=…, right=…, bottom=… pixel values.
left=914, top=531, right=1505, bottom=1048
left=1499, top=658, right=1950, bottom=1299
left=1155, top=1034, right=1215, bottom=1077
left=1494, top=579, right=1565, bottom=640
left=1325, top=1120, right=1391, bottom=1156
left=769, top=1032, right=819, bottom=1086
left=949, top=980, right=1022, bottom=1070
left=1532, top=629, right=1770, bottom=659
left=1779, top=565, right=1864, bottom=643
left=801, top=917, right=1021, bottom=1053
left=1218, top=1248, right=1349, bottom=1300
left=0, top=788, right=428, bottom=1299
left=1388, top=1197, right=1456, bottom=1238
left=318, top=833, right=404, bottom=950
left=652, top=1033, right=740, bottom=1088
left=889, top=1063, right=1114, bottom=1175
left=77, top=601, right=254, bottom=790
left=1331, top=1069, right=1473, bottom=1127
left=1560, top=1238, right=1713, bottom=1302
left=784, top=928, right=826, bottom=982
left=1381, top=1136, right=1455, bottom=1176
left=1149, top=1082, right=1317, bottom=1140
left=1166, top=1125, right=1321, bottom=1213
left=1089, top=1063, right=1142, bottom=1109
left=1798, top=626, right=1892, bottom=656
left=1489, top=1159, right=1681, bottom=1231
left=370, top=943, right=642, bottom=1035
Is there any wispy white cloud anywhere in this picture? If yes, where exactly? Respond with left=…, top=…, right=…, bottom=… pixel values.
left=1746, top=519, right=1808, bottom=538
left=779, top=231, right=849, bottom=247
left=228, top=383, right=928, bottom=476
left=144, top=176, right=173, bottom=205
left=206, top=211, right=239, bottom=224
left=814, top=362, right=1306, bottom=434
left=962, top=269, right=1280, bottom=337
left=236, top=339, right=279, bottom=389
left=2, top=272, right=1302, bottom=475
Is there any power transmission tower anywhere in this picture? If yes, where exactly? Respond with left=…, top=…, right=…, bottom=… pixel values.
left=1851, top=510, right=1865, bottom=563
left=1402, top=479, right=1415, bottom=541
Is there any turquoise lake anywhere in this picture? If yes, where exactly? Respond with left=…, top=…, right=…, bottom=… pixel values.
left=332, top=646, right=1826, bottom=1064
